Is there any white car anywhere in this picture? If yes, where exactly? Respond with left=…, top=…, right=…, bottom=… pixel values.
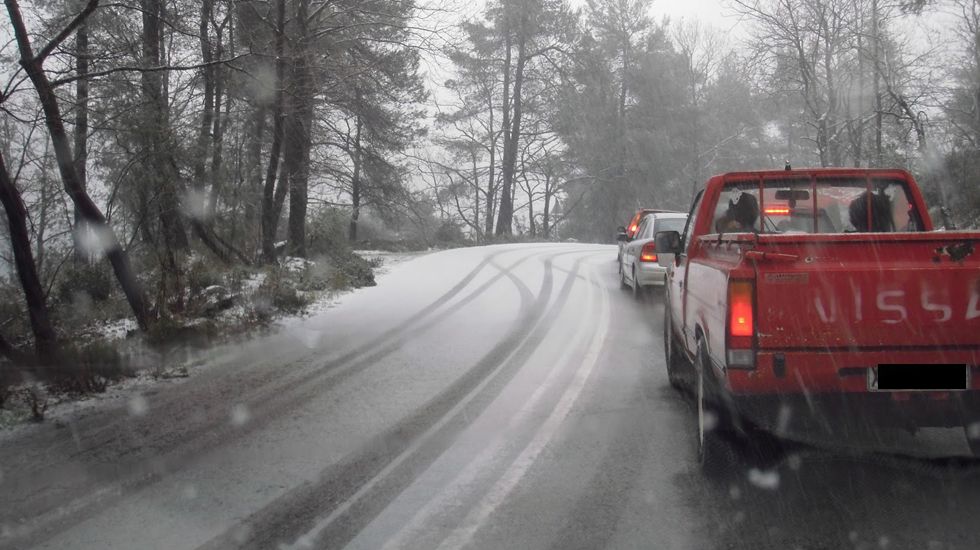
left=619, top=212, right=688, bottom=298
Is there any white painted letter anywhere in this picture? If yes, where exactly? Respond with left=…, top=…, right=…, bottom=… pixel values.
left=815, top=295, right=837, bottom=323
left=877, top=290, right=907, bottom=325
left=968, top=290, right=980, bottom=321
left=921, top=290, right=952, bottom=322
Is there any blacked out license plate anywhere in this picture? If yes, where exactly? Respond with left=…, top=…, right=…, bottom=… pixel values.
left=868, top=364, right=969, bottom=392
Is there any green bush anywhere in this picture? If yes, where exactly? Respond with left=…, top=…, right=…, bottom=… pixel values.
left=307, top=208, right=352, bottom=258
left=253, top=268, right=308, bottom=315
left=56, top=262, right=113, bottom=304
left=225, top=265, right=253, bottom=293
left=44, top=341, right=125, bottom=394
left=145, top=316, right=220, bottom=346
left=186, top=258, right=224, bottom=295
left=435, top=220, right=466, bottom=244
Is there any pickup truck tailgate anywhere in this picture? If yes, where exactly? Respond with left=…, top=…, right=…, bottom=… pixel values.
left=752, top=233, right=980, bottom=350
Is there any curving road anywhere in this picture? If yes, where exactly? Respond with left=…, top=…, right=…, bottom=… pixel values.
left=2, top=243, right=980, bottom=550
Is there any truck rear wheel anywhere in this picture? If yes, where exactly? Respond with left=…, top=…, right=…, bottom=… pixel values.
left=663, top=306, right=689, bottom=391
left=696, top=341, right=736, bottom=478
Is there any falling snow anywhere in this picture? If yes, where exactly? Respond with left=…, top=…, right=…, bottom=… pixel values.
left=231, top=404, right=251, bottom=427
left=127, top=395, right=148, bottom=417
left=747, top=468, right=780, bottom=490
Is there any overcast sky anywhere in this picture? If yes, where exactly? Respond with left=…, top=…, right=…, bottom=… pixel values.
left=652, top=0, right=741, bottom=32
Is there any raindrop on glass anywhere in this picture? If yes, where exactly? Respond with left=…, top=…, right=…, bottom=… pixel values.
left=703, top=410, right=718, bottom=432
left=128, top=395, right=148, bottom=417
left=966, top=421, right=980, bottom=440
left=232, top=524, right=253, bottom=544
left=787, top=453, right=802, bottom=471
left=231, top=404, right=251, bottom=427
left=747, top=468, right=780, bottom=490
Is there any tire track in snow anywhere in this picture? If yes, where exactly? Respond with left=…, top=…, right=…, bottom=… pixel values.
left=0, top=246, right=545, bottom=550
left=196, top=250, right=605, bottom=550
left=375, top=255, right=603, bottom=550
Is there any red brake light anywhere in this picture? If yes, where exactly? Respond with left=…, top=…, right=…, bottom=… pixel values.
left=728, top=280, right=754, bottom=338
left=640, top=242, right=657, bottom=262
left=764, top=206, right=791, bottom=215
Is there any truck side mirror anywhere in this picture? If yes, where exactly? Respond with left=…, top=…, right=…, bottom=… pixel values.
left=615, top=226, right=628, bottom=242
left=654, top=230, right=682, bottom=267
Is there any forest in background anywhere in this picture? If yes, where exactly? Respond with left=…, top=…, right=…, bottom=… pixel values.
left=0, top=0, right=978, bottom=377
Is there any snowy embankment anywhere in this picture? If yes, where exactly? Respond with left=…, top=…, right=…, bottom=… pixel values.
left=0, top=250, right=426, bottom=431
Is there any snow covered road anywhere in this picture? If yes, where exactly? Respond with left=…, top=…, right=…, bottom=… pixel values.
left=2, top=243, right=980, bottom=550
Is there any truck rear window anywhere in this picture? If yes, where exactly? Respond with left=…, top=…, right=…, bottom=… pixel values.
left=712, top=177, right=924, bottom=234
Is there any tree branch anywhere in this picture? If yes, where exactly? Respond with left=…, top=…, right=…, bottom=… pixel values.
left=34, top=0, right=100, bottom=64
left=48, top=54, right=249, bottom=87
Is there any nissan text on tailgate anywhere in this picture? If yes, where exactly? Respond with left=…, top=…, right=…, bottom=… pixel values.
left=655, top=168, right=980, bottom=472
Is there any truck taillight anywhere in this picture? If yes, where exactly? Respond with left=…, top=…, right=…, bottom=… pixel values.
left=640, top=242, right=657, bottom=262
left=728, top=280, right=754, bottom=337
left=727, top=280, right=755, bottom=368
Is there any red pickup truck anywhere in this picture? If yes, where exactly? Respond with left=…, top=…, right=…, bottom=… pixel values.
left=655, top=168, right=980, bottom=471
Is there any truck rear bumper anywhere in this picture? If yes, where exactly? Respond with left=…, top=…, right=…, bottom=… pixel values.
left=723, top=349, right=980, bottom=429
left=731, top=391, right=980, bottom=431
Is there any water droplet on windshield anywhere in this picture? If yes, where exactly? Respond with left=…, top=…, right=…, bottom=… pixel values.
left=747, top=467, right=780, bottom=490
left=729, top=485, right=741, bottom=500
left=878, top=535, right=891, bottom=548
left=128, top=395, right=148, bottom=417
left=231, top=404, right=250, bottom=427
left=182, top=189, right=211, bottom=220
left=703, top=410, right=718, bottom=431
left=966, top=421, right=980, bottom=440
left=183, top=484, right=198, bottom=500
left=787, top=453, right=802, bottom=470
left=74, top=222, right=116, bottom=259
left=231, top=524, right=253, bottom=544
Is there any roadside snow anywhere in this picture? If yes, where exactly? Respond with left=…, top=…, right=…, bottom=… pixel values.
left=283, top=256, right=314, bottom=273
left=0, top=249, right=428, bottom=436
left=87, top=317, right=138, bottom=342
left=354, top=249, right=428, bottom=277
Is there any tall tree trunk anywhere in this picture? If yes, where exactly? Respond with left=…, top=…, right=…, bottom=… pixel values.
left=485, top=86, right=497, bottom=236
left=853, top=0, right=864, bottom=167
left=245, top=103, right=266, bottom=250
left=496, top=28, right=527, bottom=236
left=618, top=41, right=629, bottom=186
left=208, top=12, right=230, bottom=215
left=142, top=0, right=186, bottom=312
left=6, top=0, right=151, bottom=330
left=872, top=0, right=882, bottom=167
left=0, top=152, right=57, bottom=361
left=471, top=149, right=480, bottom=241
left=542, top=175, right=552, bottom=239
left=495, top=26, right=512, bottom=238
left=73, top=18, right=88, bottom=261
left=286, top=0, right=312, bottom=258
left=261, top=0, right=287, bottom=263
left=349, top=112, right=363, bottom=242
left=35, top=166, right=48, bottom=273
